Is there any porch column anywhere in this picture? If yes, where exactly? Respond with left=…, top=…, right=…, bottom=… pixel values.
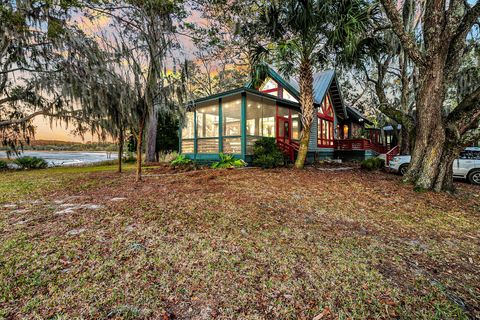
left=218, top=98, right=223, bottom=153
left=241, top=92, right=247, bottom=159
left=193, top=109, right=197, bottom=159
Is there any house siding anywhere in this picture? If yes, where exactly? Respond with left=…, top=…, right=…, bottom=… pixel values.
left=308, top=116, right=318, bottom=151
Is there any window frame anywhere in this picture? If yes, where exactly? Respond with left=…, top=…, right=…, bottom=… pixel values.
left=317, top=93, right=335, bottom=148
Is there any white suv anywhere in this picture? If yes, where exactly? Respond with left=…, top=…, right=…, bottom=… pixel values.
left=388, top=147, right=480, bottom=185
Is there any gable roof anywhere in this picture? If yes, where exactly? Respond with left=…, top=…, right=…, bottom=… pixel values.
left=346, top=106, right=373, bottom=125
left=247, top=66, right=348, bottom=119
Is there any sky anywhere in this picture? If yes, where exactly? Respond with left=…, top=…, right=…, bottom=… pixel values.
left=34, top=117, right=102, bottom=142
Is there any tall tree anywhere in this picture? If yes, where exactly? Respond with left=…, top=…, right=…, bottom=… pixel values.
left=380, top=0, right=480, bottom=191
left=86, top=0, right=186, bottom=165
left=84, top=0, right=187, bottom=179
left=0, top=0, right=91, bottom=151
left=249, top=0, right=378, bottom=169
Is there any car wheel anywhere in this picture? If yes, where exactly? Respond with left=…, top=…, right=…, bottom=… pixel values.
left=468, top=170, right=480, bottom=185
left=399, top=164, right=409, bottom=176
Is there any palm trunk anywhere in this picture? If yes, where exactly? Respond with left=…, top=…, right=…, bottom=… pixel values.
left=294, top=59, right=314, bottom=169
left=136, top=118, right=145, bottom=182
left=117, top=130, right=124, bottom=173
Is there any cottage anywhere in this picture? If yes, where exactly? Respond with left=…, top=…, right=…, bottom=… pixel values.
left=180, top=67, right=393, bottom=163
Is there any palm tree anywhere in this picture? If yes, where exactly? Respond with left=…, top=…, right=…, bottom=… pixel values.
left=251, top=0, right=378, bottom=168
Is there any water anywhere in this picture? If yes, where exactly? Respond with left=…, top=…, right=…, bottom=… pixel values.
left=0, top=151, right=117, bottom=167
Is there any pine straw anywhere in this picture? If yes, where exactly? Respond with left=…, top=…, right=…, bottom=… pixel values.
left=0, top=165, right=479, bottom=319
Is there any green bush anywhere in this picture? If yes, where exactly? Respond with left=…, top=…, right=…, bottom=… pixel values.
left=0, top=160, right=8, bottom=170
left=361, top=157, right=385, bottom=171
left=14, top=156, right=48, bottom=169
left=211, top=153, right=246, bottom=169
left=170, top=154, right=192, bottom=167
left=252, top=137, right=284, bottom=169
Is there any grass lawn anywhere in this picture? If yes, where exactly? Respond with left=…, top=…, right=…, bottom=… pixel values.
left=0, top=164, right=479, bottom=319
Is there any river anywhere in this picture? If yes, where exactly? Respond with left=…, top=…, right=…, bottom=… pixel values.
left=0, top=150, right=117, bottom=167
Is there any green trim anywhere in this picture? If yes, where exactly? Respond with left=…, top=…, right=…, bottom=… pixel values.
left=267, top=68, right=300, bottom=97
left=245, top=67, right=299, bottom=99
left=241, top=92, right=247, bottom=159
left=193, top=109, right=197, bottom=160
left=218, top=98, right=223, bottom=153
left=188, top=87, right=300, bottom=109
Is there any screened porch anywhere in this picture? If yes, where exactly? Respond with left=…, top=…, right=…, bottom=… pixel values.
left=180, top=90, right=302, bottom=161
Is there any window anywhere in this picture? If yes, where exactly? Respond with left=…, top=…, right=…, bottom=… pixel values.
left=291, top=112, right=302, bottom=140
left=283, top=89, right=299, bottom=103
left=459, top=150, right=480, bottom=160
left=246, top=94, right=276, bottom=138
left=343, top=124, right=349, bottom=139
left=259, top=77, right=279, bottom=97
left=317, top=93, right=335, bottom=147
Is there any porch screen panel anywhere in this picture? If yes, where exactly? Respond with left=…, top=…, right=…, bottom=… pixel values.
left=223, top=138, right=241, bottom=154
left=197, top=103, right=219, bottom=138
left=262, top=100, right=276, bottom=137
left=181, top=140, right=194, bottom=153
left=246, top=95, right=262, bottom=136
left=196, top=101, right=219, bottom=153
left=182, top=112, right=195, bottom=139
left=246, top=137, right=260, bottom=154
left=181, top=112, right=195, bottom=153
left=222, top=95, right=242, bottom=154
left=197, top=139, right=219, bottom=153
left=246, top=94, right=276, bottom=138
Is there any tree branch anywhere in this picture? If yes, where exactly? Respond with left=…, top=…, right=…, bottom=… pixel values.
left=446, top=85, right=480, bottom=134
left=445, top=1, right=480, bottom=81
left=380, top=0, right=426, bottom=66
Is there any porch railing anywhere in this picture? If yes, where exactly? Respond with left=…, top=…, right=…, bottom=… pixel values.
left=385, top=145, right=400, bottom=165
left=276, top=139, right=299, bottom=162
left=335, top=139, right=389, bottom=154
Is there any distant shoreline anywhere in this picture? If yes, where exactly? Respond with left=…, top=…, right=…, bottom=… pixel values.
left=0, top=150, right=114, bottom=153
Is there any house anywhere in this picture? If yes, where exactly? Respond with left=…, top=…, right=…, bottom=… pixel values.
left=180, top=67, right=393, bottom=163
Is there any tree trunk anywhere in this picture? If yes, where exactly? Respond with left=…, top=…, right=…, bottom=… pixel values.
left=404, top=60, right=450, bottom=190
left=294, top=59, right=314, bottom=169
left=117, top=130, right=124, bottom=173
left=400, top=126, right=411, bottom=155
left=136, top=119, right=145, bottom=182
left=145, top=106, right=158, bottom=163
left=433, top=146, right=458, bottom=192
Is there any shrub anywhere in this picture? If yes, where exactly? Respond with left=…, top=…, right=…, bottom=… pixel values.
left=252, top=137, right=284, bottom=169
left=14, top=156, right=48, bottom=169
left=211, top=153, right=246, bottom=169
left=170, top=154, right=192, bottom=167
left=0, top=160, right=8, bottom=170
left=361, top=157, right=385, bottom=171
